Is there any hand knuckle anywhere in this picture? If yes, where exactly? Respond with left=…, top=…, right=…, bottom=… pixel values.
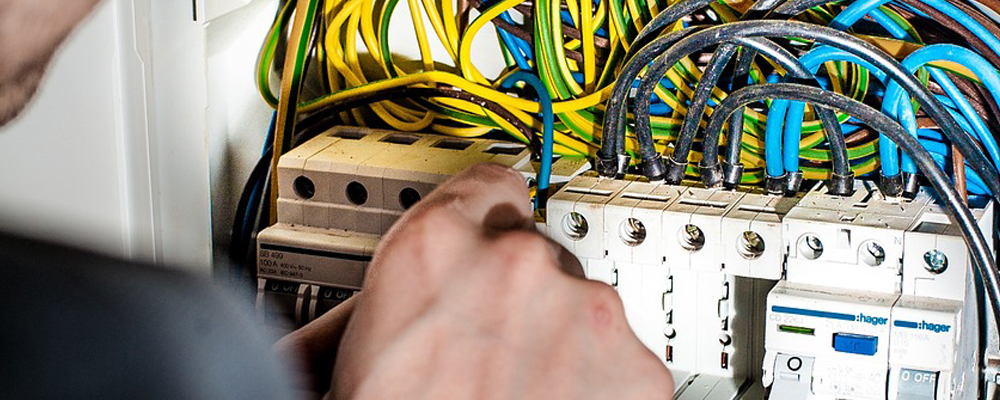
left=465, top=163, right=526, bottom=187
left=490, top=231, right=556, bottom=275
left=588, top=281, right=624, bottom=309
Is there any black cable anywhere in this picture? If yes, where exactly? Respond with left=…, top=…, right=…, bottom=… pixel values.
left=625, top=0, right=787, bottom=63
left=629, top=20, right=1000, bottom=199
left=771, top=0, right=844, bottom=17
left=725, top=0, right=789, bottom=189
left=665, top=43, right=739, bottom=183
left=680, top=37, right=853, bottom=189
left=598, top=27, right=703, bottom=177
left=708, top=83, right=1000, bottom=351
left=632, top=34, right=851, bottom=191
left=625, top=0, right=717, bottom=62
left=721, top=37, right=851, bottom=193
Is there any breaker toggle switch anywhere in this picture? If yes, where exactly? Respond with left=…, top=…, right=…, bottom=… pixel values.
left=896, top=368, right=939, bottom=400
left=769, top=354, right=815, bottom=400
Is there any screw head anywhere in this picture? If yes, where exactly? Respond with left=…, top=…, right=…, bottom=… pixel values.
left=923, top=250, right=948, bottom=274
left=806, top=236, right=823, bottom=252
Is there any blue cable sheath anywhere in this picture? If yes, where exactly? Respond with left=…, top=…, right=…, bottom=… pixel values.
left=868, top=8, right=918, bottom=176
left=498, top=28, right=531, bottom=69
left=829, top=0, right=891, bottom=30
left=500, top=71, right=554, bottom=209
left=242, top=112, right=278, bottom=243
left=762, top=73, right=786, bottom=177
left=774, top=0, right=899, bottom=176
left=497, top=13, right=532, bottom=69
left=770, top=47, right=887, bottom=174
left=263, top=111, right=277, bottom=156
left=900, top=68, right=993, bottom=173
left=883, top=45, right=1000, bottom=175
left=499, top=13, right=534, bottom=57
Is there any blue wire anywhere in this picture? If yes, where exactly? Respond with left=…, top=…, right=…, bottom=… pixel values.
left=919, top=133, right=989, bottom=194
left=768, top=0, right=899, bottom=177
left=768, top=47, right=886, bottom=175
left=779, top=1, right=1000, bottom=183
left=263, top=111, right=277, bottom=156
left=497, top=13, right=532, bottom=70
left=762, top=73, right=786, bottom=177
left=829, top=0, right=892, bottom=31
left=882, top=45, right=1000, bottom=177
left=500, top=72, right=554, bottom=209
left=779, top=0, right=906, bottom=177
left=242, top=112, right=278, bottom=242
left=499, top=13, right=534, bottom=57
left=866, top=7, right=917, bottom=177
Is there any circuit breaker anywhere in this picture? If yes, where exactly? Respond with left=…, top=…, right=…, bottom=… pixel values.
left=256, top=128, right=998, bottom=399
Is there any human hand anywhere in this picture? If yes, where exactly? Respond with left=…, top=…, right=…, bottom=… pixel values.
left=0, top=0, right=102, bottom=125
left=327, top=163, right=673, bottom=399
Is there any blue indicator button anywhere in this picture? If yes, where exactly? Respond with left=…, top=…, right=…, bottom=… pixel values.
left=833, top=333, right=878, bottom=356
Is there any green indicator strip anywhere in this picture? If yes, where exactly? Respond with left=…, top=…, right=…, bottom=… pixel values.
left=778, top=324, right=816, bottom=335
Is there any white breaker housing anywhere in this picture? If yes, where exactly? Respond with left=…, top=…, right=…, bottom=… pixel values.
left=547, top=175, right=803, bottom=400
left=763, top=183, right=995, bottom=400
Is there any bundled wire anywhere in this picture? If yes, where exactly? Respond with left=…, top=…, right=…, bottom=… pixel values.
left=243, top=0, right=1000, bottom=391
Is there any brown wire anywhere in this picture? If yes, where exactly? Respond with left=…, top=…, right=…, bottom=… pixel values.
left=954, top=144, right=968, bottom=202
left=893, top=0, right=1000, bottom=70
left=924, top=74, right=995, bottom=127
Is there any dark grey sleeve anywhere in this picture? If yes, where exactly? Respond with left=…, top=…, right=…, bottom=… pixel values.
left=0, top=233, right=298, bottom=400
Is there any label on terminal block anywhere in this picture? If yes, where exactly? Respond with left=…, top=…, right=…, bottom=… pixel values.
left=258, top=243, right=369, bottom=288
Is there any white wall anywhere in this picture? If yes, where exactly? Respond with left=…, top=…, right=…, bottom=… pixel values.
left=0, top=2, right=128, bottom=257
left=0, top=0, right=213, bottom=274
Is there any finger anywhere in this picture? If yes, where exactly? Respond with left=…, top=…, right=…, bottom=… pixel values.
left=396, top=163, right=533, bottom=233
left=544, top=236, right=585, bottom=279
left=274, top=295, right=359, bottom=394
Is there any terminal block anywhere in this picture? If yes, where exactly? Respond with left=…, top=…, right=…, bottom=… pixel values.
left=258, top=127, right=588, bottom=329
left=547, top=176, right=785, bottom=399
left=784, top=181, right=933, bottom=294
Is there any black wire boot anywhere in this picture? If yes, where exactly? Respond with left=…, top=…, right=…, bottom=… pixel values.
left=902, top=172, right=920, bottom=199
left=828, top=172, right=855, bottom=196
left=642, top=154, right=668, bottom=182
left=722, top=161, right=744, bottom=190
left=664, top=158, right=687, bottom=185
left=766, top=174, right=786, bottom=196
left=879, top=173, right=904, bottom=198
left=595, top=155, right=620, bottom=178
left=700, top=161, right=723, bottom=188
left=784, top=171, right=804, bottom=194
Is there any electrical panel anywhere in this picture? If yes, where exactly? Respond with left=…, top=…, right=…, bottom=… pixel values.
left=235, top=0, right=1000, bottom=394
left=254, top=126, right=1000, bottom=399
